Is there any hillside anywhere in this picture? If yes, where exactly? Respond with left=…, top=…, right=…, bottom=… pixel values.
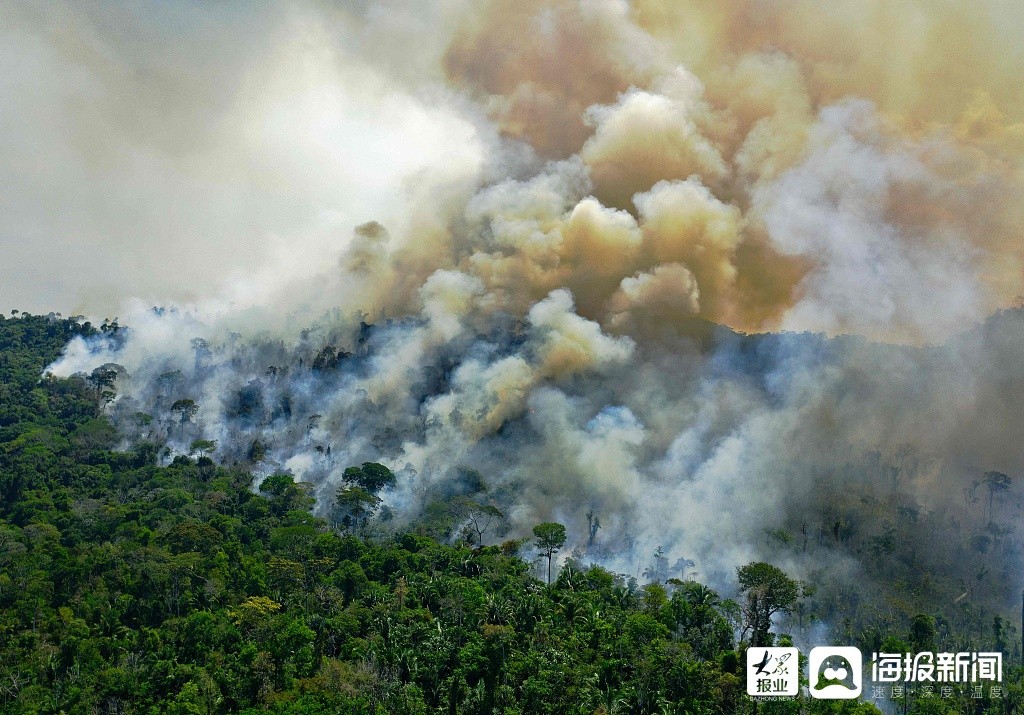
left=2, top=313, right=1023, bottom=713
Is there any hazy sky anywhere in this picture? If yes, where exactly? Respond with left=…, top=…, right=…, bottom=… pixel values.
left=0, top=1, right=480, bottom=315
left=4, top=0, right=1024, bottom=343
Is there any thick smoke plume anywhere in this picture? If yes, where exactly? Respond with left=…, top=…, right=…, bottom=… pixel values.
left=25, top=1, right=1024, bottom=616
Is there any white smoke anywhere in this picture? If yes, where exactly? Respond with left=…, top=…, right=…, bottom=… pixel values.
left=18, top=0, right=1024, bottom=611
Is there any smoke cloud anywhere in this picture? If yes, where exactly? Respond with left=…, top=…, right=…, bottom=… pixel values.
left=16, top=0, right=1024, bottom=616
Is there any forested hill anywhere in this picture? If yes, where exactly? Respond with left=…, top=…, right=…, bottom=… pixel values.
left=0, top=312, right=1016, bottom=714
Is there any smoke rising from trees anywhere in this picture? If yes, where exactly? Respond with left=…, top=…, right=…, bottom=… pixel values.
left=21, top=1, right=1024, bottom=618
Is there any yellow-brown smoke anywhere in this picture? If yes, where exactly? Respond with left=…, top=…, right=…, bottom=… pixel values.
left=426, top=0, right=1024, bottom=343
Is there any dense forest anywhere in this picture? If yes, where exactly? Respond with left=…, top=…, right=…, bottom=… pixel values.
left=0, top=312, right=1020, bottom=714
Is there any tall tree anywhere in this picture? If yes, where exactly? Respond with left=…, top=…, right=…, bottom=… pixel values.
left=170, top=398, right=199, bottom=426
left=189, top=439, right=216, bottom=458
left=532, top=522, right=566, bottom=586
left=85, top=364, right=121, bottom=414
left=737, top=562, right=798, bottom=647
left=982, top=471, right=1012, bottom=521
left=342, top=462, right=396, bottom=493
left=586, top=509, right=601, bottom=546
left=334, top=485, right=381, bottom=532
left=456, top=498, right=505, bottom=547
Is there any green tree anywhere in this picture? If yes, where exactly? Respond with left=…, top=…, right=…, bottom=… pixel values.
left=532, top=522, right=566, bottom=585
left=909, top=613, right=936, bottom=652
left=342, top=462, right=396, bottom=493
left=85, top=363, right=121, bottom=414
left=171, top=398, right=200, bottom=425
left=189, top=439, right=216, bottom=458
left=259, top=474, right=315, bottom=515
left=334, top=485, right=381, bottom=532
left=736, top=562, right=798, bottom=647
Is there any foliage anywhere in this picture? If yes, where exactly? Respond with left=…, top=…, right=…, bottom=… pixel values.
left=532, top=522, right=567, bottom=586
left=0, top=314, right=1017, bottom=713
left=737, top=562, right=799, bottom=647
left=341, top=462, right=397, bottom=494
